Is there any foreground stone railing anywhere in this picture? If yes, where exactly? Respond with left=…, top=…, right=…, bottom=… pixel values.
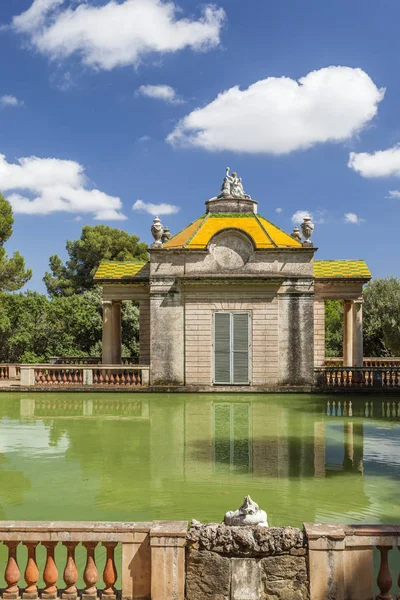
left=0, top=519, right=399, bottom=600
left=20, top=365, right=150, bottom=387
left=315, top=366, right=400, bottom=388
left=0, top=521, right=186, bottom=600
left=305, top=523, right=400, bottom=600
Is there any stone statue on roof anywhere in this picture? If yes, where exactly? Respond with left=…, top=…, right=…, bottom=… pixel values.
left=219, top=167, right=251, bottom=200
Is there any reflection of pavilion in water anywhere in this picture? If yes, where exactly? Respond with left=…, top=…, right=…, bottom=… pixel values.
left=18, top=396, right=367, bottom=480
left=12, top=395, right=384, bottom=522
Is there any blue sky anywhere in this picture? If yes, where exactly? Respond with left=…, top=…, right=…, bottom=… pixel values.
left=1, top=0, right=400, bottom=291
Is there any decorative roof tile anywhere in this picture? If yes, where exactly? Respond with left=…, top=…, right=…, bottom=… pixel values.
left=94, top=261, right=148, bottom=280
left=163, top=212, right=301, bottom=249
left=314, top=260, right=371, bottom=279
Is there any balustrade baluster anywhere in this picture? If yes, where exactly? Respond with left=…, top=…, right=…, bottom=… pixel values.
left=82, top=542, right=98, bottom=600
left=102, top=542, right=117, bottom=599
left=93, top=370, right=98, bottom=384
left=22, top=542, right=39, bottom=599
left=62, top=542, right=78, bottom=599
left=42, top=542, right=58, bottom=599
left=377, top=546, right=392, bottom=599
left=3, top=541, right=20, bottom=599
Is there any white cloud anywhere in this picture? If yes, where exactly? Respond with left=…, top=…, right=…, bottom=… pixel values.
left=137, top=84, right=182, bottom=103
left=167, top=66, right=385, bottom=154
left=138, top=135, right=151, bottom=142
left=0, top=154, right=126, bottom=220
left=348, top=146, right=400, bottom=178
left=387, top=190, right=400, bottom=199
left=275, top=207, right=283, bottom=213
left=291, top=210, right=325, bottom=225
left=12, top=0, right=225, bottom=71
left=132, top=199, right=179, bottom=215
left=344, top=212, right=364, bottom=224
left=0, top=95, right=24, bottom=107
left=291, top=210, right=311, bottom=225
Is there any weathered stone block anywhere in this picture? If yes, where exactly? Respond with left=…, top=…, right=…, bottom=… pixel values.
left=186, top=549, right=231, bottom=600
left=187, top=524, right=305, bottom=557
left=231, top=558, right=262, bottom=600
left=261, top=556, right=309, bottom=600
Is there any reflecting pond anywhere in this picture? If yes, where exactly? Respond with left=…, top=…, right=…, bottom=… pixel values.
left=0, top=393, right=399, bottom=527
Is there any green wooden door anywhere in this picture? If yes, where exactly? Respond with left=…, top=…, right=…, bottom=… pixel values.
left=214, top=312, right=250, bottom=384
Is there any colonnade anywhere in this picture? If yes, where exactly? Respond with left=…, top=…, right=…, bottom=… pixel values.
left=314, top=296, right=364, bottom=368
left=101, top=298, right=151, bottom=365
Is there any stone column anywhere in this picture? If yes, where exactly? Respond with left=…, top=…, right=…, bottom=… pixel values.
left=150, top=280, right=184, bottom=385
left=343, top=300, right=353, bottom=367
left=314, top=299, right=326, bottom=367
left=112, top=301, right=122, bottom=364
left=353, top=299, right=363, bottom=368
left=278, top=283, right=315, bottom=385
left=139, top=298, right=151, bottom=364
left=102, top=301, right=122, bottom=365
left=102, top=300, right=113, bottom=364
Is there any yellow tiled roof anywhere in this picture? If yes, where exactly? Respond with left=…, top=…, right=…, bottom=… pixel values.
left=94, top=261, right=148, bottom=280
left=163, top=213, right=301, bottom=249
left=314, top=260, right=371, bottom=279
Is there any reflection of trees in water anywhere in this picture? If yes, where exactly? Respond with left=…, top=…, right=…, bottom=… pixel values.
left=45, top=416, right=150, bottom=513
left=0, top=454, right=31, bottom=518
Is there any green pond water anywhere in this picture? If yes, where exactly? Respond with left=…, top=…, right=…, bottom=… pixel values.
left=0, top=392, right=399, bottom=528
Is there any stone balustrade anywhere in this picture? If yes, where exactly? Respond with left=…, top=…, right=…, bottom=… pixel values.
left=48, top=358, right=138, bottom=366
left=19, top=365, right=150, bottom=387
left=0, top=365, right=20, bottom=381
left=0, top=520, right=399, bottom=599
left=0, top=520, right=186, bottom=600
left=305, top=523, right=400, bottom=600
left=324, top=357, right=400, bottom=367
left=315, top=366, right=400, bottom=388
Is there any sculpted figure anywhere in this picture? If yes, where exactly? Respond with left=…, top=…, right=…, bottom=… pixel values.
left=224, top=495, right=268, bottom=527
left=151, top=216, right=164, bottom=247
left=219, top=167, right=251, bottom=199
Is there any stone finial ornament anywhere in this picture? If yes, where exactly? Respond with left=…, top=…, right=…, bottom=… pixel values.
left=224, top=495, right=268, bottom=527
left=161, top=226, right=172, bottom=243
left=218, top=167, right=251, bottom=200
left=151, top=216, right=164, bottom=248
left=291, top=226, right=302, bottom=242
left=301, top=216, right=314, bottom=246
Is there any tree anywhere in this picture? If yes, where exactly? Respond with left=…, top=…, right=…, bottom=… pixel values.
left=0, top=194, right=31, bottom=291
left=325, top=300, right=343, bottom=357
left=0, top=288, right=140, bottom=363
left=44, top=225, right=148, bottom=296
left=363, top=277, right=400, bottom=356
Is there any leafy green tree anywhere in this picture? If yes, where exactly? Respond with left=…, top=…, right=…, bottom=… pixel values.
left=0, top=288, right=140, bottom=363
left=0, top=292, right=52, bottom=362
left=325, top=300, right=343, bottom=357
left=363, top=277, right=400, bottom=356
left=0, top=194, right=31, bottom=291
left=44, top=225, right=148, bottom=296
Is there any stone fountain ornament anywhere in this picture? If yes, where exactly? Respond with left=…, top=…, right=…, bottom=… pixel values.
left=224, top=495, right=269, bottom=527
left=291, top=226, right=302, bottom=242
left=218, top=167, right=251, bottom=200
left=151, top=216, right=164, bottom=248
left=301, top=215, right=314, bottom=246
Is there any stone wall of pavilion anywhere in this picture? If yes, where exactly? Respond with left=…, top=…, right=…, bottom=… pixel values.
left=149, top=247, right=316, bottom=387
